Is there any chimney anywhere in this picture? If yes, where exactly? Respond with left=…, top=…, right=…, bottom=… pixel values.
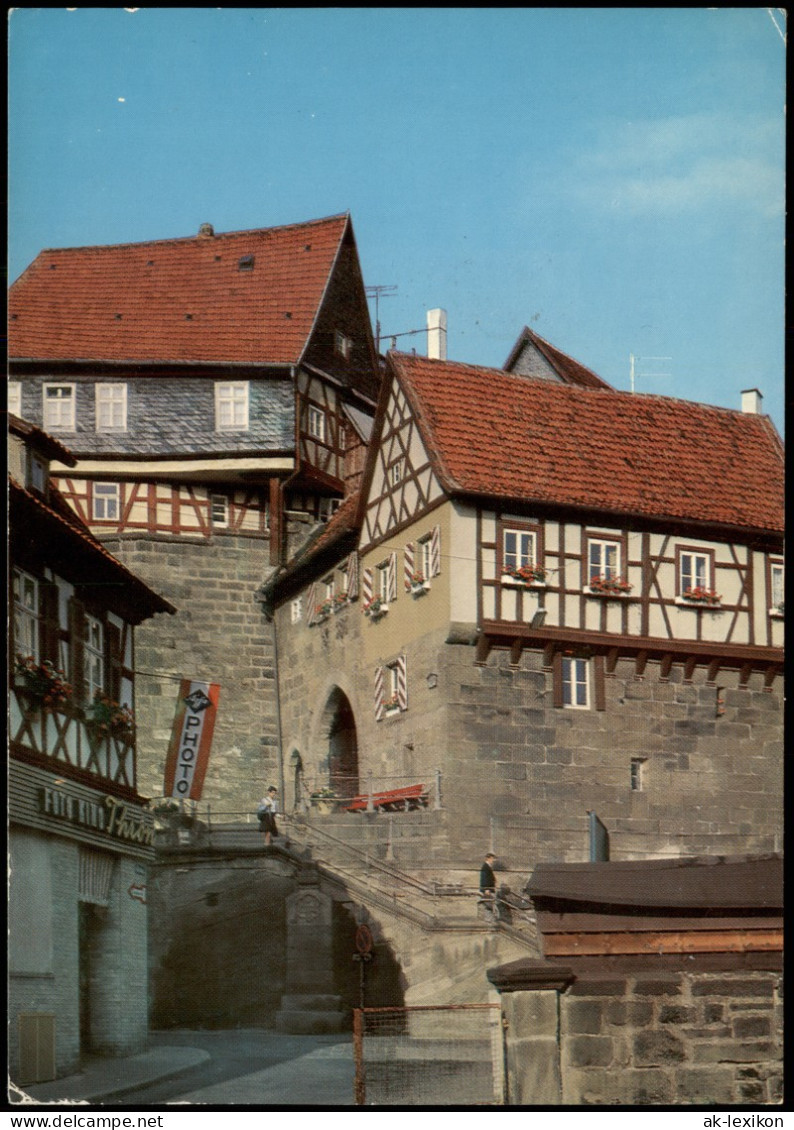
left=741, top=388, right=763, bottom=415
left=427, top=308, right=447, bottom=361
left=198, top=223, right=215, bottom=238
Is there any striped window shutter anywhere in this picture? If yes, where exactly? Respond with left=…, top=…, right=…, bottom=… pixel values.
left=362, top=568, right=373, bottom=612
left=306, top=583, right=319, bottom=625
left=374, top=665, right=385, bottom=721
left=346, top=552, right=359, bottom=600
left=404, top=542, right=415, bottom=589
left=396, top=654, right=408, bottom=711
left=387, top=552, right=398, bottom=601
left=68, top=597, right=87, bottom=705
left=430, top=525, right=441, bottom=577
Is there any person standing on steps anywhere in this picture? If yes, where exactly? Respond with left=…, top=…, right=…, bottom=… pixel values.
left=479, top=852, right=497, bottom=896
left=257, top=786, right=279, bottom=846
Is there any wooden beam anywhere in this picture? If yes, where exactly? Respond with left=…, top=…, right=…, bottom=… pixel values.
left=660, top=653, right=673, bottom=680
left=474, top=635, right=492, bottom=666
left=739, top=663, right=753, bottom=687
left=707, top=658, right=722, bottom=684
left=509, top=639, right=523, bottom=667
left=542, top=641, right=556, bottom=669
left=542, top=929, right=783, bottom=957
left=634, top=650, right=648, bottom=679
left=606, top=647, right=619, bottom=675
left=683, top=656, right=698, bottom=682
left=764, top=664, right=778, bottom=690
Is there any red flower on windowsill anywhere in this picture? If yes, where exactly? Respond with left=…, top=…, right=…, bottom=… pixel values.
left=502, top=564, right=547, bottom=586
left=681, top=587, right=721, bottom=605
left=588, top=575, right=632, bottom=596
left=14, top=654, right=73, bottom=707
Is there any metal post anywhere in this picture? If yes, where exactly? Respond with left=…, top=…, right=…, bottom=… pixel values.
left=366, top=771, right=374, bottom=813
left=434, top=767, right=442, bottom=810
left=385, top=815, right=394, bottom=862
left=353, top=1008, right=366, bottom=1105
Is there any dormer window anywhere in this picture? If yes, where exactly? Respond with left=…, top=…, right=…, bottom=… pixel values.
left=238, top=255, right=255, bottom=271
left=334, top=330, right=353, bottom=360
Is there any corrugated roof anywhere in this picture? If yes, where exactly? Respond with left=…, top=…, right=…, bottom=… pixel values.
left=9, top=214, right=350, bottom=366
left=390, top=352, right=784, bottom=534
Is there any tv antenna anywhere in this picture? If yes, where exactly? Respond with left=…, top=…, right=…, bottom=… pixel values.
left=629, top=353, right=672, bottom=394
left=365, top=285, right=397, bottom=353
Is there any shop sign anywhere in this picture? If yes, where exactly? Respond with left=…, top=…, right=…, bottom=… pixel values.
left=163, top=679, right=220, bottom=801
left=39, top=786, right=154, bottom=846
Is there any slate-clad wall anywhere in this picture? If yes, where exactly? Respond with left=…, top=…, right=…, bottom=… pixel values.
left=16, top=374, right=295, bottom=455
left=102, top=535, right=278, bottom=812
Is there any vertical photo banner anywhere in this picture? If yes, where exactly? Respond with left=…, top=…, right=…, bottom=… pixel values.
left=163, top=679, right=221, bottom=801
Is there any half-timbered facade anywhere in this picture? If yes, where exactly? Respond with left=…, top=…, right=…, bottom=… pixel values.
left=8, top=416, right=175, bottom=1086
left=8, top=213, right=380, bottom=810
left=267, top=347, right=783, bottom=870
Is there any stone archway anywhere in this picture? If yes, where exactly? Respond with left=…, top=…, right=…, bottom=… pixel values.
left=319, top=688, right=359, bottom=799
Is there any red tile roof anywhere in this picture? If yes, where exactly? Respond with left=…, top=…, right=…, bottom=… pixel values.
left=9, top=214, right=351, bottom=366
left=390, top=352, right=784, bottom=535
left=504, top=326, right=613, bottom=390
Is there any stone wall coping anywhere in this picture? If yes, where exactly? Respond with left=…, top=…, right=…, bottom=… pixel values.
left=487, top=958, right=575, bottom=994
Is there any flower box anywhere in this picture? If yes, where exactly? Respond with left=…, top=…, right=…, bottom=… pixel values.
left=364, top=599, right=389, bottom=620
left=501, top=566, right=547, bottom=589
left=408, top=581, right=431, bottom=597
left=677, top=588, right=722, bottom=607
left=587, top=576, right=633, bottom=597
left=14, top=655, right=73, bottom=708
left=769, top=604, right=784, bottom=619
left=85, top=692, right=135, bottom=740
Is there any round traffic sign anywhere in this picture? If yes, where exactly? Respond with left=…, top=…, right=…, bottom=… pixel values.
left=355, top=923, right=374, bottom=954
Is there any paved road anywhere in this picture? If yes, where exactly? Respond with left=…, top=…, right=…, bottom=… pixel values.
left=111, top=1029, right=356, bottom=1108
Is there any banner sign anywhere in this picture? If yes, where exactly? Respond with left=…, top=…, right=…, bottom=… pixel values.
left=164, top=679, right=220, bottom=801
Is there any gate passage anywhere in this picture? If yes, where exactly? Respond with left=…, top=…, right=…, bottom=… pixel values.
left=353, top=1004, right=504, bottom=1106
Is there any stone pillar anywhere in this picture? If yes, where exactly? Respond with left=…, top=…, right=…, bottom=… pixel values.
left=487, top=958, right=574, bottom=1106
left=275, top=868, right=346, bottom=1033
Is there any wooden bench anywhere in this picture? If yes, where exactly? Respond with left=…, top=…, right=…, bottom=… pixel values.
left=344, top=783, right=428, bottom=813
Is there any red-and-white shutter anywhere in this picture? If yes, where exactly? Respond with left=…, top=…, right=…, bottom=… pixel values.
left=404, top=542, right=415, bottom=590
left=346, top=552, right=359, bottom=601
left=362, top=568, right=373, bottom=612
left=306, top=582, right=319, bottom=625
left=387, top=552, right=398, bottom=601
left=374, top=665, right=385, bottom=721
left=430, top=525, right=441, bottom=577
left=396, top=654, right=408, bottom=711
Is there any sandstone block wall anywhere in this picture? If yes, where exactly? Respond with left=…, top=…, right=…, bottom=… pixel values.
left=103, top=535, right=278, bottom=813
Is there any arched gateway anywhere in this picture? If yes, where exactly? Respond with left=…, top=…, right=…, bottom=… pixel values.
left=318, top=687, right=359, bottom=799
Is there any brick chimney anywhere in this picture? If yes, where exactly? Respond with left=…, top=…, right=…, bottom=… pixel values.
left=427, top=309, right=447, bottom=361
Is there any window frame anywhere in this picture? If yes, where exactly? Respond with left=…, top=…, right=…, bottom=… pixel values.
left=586, top=534, right=624, bottom=587
left=768, top=558, right=784, bottom=615
left=499, top=520, right=544, bottom=582
left=308, top=404, right=327, bottom=443
left=83, top=612, right=105, bottom=701
left=13, top=568, right=40, bottom=663
left=42, top=383, right=76, bottom=431
left=95, top=383, right=128, bottom=432
left=92, top=482, right=120, bottom=522
left=210, top=494, right=229, bottom=529
left=334, top=330, right=353, bottom=360
left=676, top=546, right=715, bottom=599
left=561, top=655, right=590, bottom=709
left=290, top=597, right=302, bottom=624
left=8, top=381, right=22, bottom=418
left=214, top=381, right=250, bottom=432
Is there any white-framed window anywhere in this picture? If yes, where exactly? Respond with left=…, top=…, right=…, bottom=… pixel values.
left=308, top=405, right=326, bottom=442
left=215, top=382, right=249, bottom=431
left=84, top=613, right=104, bottom=700
left=562, top=656, right=589, bottom=709
left=504, top=529, right=537, bottom=573
left=376, top=654, right=407, bottom=718
left=211, top=494, right=229, bottom=528
left=8, top=381, right=22, bottom=418
left=290, top=598, right=302, bottom=624
left=420, top=537, right=433, bottom=581
left=334, top=330, right=353, bottom=360
left=95, top=383, right=127, bottom=431
left=377, top=561, right=391, bottom=602
left=588, top=538, right=620, bottom=584
left=13, top=569, right=39, bottom=661
left=390, top=460, right=404, bottom=487
left=93, top=483, right=120, bottom=521
left=770, top=561, right=784, bottom=614
left=678, top=550, right=710, bottom=596
left=42, top=384, right=76, bottom=430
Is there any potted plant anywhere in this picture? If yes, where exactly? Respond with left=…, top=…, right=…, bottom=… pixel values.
left=84, top=691, right=135, bottom=742
left=363, top=596, right=388, bottom=620
left=14, top=655, right=73, bottom=708
left=681, top=586, right=721, bottom=606
left=588, top=574, right=632, bottom=596
left=313, top=597, right=335, bottom=623
left=310, top=786, right=338, bottom=814
left=333, top=592, right=349, bottom=612
left=405, top=571, right=431, bottom=596
left=383, top=692, right=401, bottom=714
left=501, top=564, right=547, bottom=588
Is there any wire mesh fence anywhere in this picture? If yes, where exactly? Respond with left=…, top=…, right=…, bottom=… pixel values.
left=353, top=1004, right=504, bottom=1107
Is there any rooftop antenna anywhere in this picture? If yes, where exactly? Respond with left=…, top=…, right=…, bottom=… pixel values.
left=629, top=353, right=672, bottom=394
left=365, top=285, right=397, bottom=354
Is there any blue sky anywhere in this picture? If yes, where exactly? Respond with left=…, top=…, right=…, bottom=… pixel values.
left=8, top=8, right=786, bottom=431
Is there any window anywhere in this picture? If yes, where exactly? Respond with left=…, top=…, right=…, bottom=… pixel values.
left=215, top=382, right=249, bottom=431
left=95, top=384, right=127, bottom=431
left=588, top=537, right=620, bottom=584
left=377, top=561, right=391, bottom=602
left=503, top=529, right=537, bottom=573
left=562, top=657, right=589, bottom=709
left=29, top=454, right=47, bottom=493
left=770, top=561, right=784, bottom=614
left=83, top=614, right=104, bottom=700
left=376, top=655, right=408, bottom=719
left=13, top=569, right=39, bottom=661
left=43, top=384, right=75, bottom=430
left=420, top=537, right=433, bottom=581
left=308, top=405, right=326, bottom=442
left=8, top=381, right=22, bottom=418
left=93, top=483, right=119, bottom=521
left=390, top=460, right=404, bottom=487
left=290, top=598, right=302, bottom=624
left=211, top=494, right=229, bottom=528
left=677, top=549, right=712, bottom=598
left=630, top=758, right=645, bottom=792
left=334, top=330, right=353, bottom=360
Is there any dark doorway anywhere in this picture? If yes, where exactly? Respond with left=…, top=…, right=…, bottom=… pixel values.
left=325, top=689, right=359, bottom=799
left=78, top=903, right=102, bottom=1052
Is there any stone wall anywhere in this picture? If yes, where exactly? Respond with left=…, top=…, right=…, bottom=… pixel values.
left=559, top=969, right=783, bottom=1106
left=102, top=534, right=278, bottom=813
